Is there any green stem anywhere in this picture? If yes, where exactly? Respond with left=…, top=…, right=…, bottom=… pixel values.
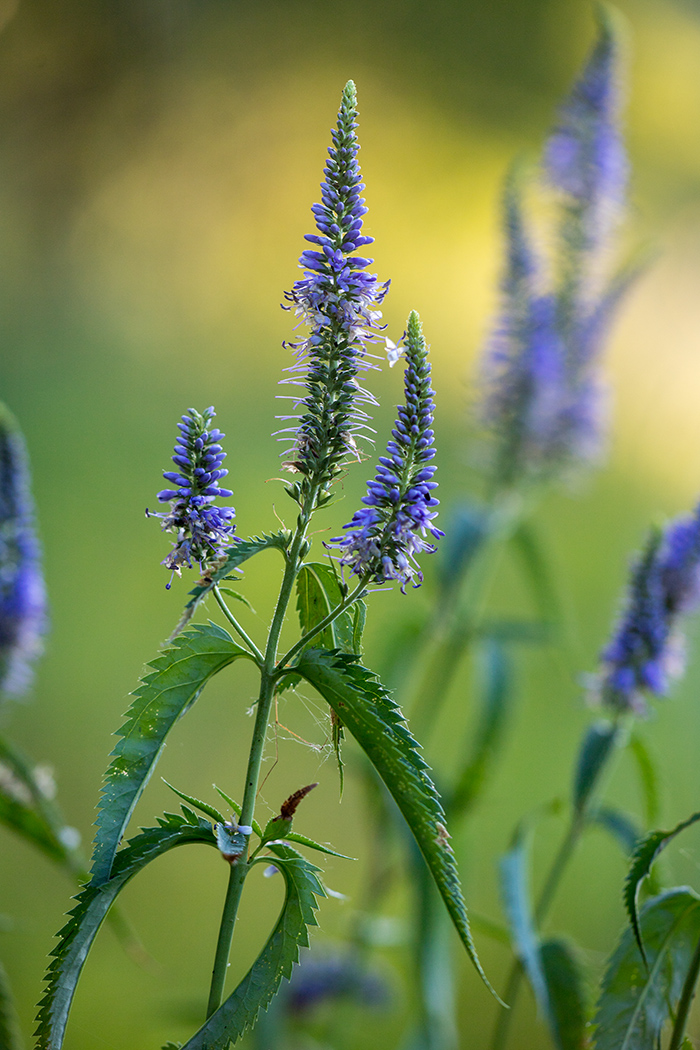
left=668, top=931, right=700, bottom=1050
left=206, top=487, right=319, bottom=1017
left=213, top=585, right=264, bottom=665
left=275, top=576, right=369, bottom=673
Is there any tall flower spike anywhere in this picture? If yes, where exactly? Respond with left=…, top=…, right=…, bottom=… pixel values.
left=332, top=311, right=442, bottom=591
left=478, top=12, right=628, bottom=489
left=598, top=504, right=700, bottom=716
left=147, top=407, right=235, bottom=588
left=0, top=403, right=47, bottom=697
left=278, top=80, right=390, bottom=508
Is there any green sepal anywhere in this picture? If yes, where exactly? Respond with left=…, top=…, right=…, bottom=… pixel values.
left=178, top=844, right=324, bottom=1049
left=0, top=958, right=22, bottom=1050
left=294, top=647, right=501, bottom=1002
left=624, top=811, right=700, bottom=963
left=594, top=888, right=700, bottom=1050
left=540, top=938, right=588, bottom=1050
left=36, top=809, right=217, bottom=1050
left=90, top=623, right=251, bottom=886
left=173, top=532, right=290, bottom=636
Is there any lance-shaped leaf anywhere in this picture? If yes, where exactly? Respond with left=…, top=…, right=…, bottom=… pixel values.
left=573, top=721, right=620, bottom=816
left=500, top=825, right=552, bottom=1025
left=624, top=811, right=700, bottom=962
left=174, top=532, right=290, bottom=636
left=294, top=647, right=500, bottom=1000
left=510, top=520, right=564, bottom=633
left=180, top=844, right=324, bottom=1049
left=36, top=810, right=217, bottom=1050
left=451, top=638, right=513, bottom=817
left=90, top=623, right=252, bottom=885
left=296, top=562, right=365, bottom=654
left=629, top=733, right=660, bottom=826
left=589, top=806, right=640, bottom=857
left=0, top=735, right=78, bottom=870
left=540, top=938, right=588, bottom=1050
left=0, top=958, right=22, bottom=1050
left=593, top=888, right=700, bottom=1050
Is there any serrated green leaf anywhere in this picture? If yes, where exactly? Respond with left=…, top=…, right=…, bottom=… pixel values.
left=590, top=807, right=640, bottom=857
left=573, top=721, right=620, bottom=816
left=451, top=638, right=513, bottom=816
left=173, top=532, right=290, bottom=636
left=629, top=734, right=660, bottom=826
left=540, top=938, right=588, bottom=1050
left=162, top=779, right=226, bottom=825
left=594, top=889, right=700, bottom=1050
left=218, top=588, right=254, bottom=612
left=90, top=623, right=251, bottom=886
left=179, top=844, right=324, bottom=1049
left=36, top=811, right=217, bottom=1050
left=294, top=647, right=500, bottom=1001
left=282, top=831, right=353, bottom=860
left=500, top=826, right=552, bottom=1025
left=0, top=957, right=22, bottom=1050
left=624, top=811, right=700, bottom=963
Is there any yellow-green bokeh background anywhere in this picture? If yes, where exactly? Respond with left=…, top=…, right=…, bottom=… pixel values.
left=4, top=0, right=700, bottom=1046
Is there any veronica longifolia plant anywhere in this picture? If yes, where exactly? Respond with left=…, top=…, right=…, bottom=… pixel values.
left=36, top=81, right=499, bottom=1050
left=479, top=8, right=630, bottom=492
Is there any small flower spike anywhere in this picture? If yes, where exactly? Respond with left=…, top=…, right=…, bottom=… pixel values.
left=479, top=11, right=628, bottom=489
left=599, top=504, right=700, bottom=716
left=148, top=407, right=235, bottom=587
left=333, top=311, right=442, bottom=591
left=279, top=80, right=390, bottom=507
left=0, top=403, right=47, bottom=696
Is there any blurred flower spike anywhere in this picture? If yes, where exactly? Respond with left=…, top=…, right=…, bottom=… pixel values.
left=479, top=8, right=632, bottom=490
left=598, top=503, right=700, bottom=716
left=332, top=311, right=442, bottom=591
left=278, top=79, right=390, bottom=508
left=0, top=403, right=47, bottom=697
left=148, top=407, right=236, bottom=588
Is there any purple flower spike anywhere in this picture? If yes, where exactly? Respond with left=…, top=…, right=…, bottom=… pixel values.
left=147, top=407, right=236, bottom=587
left=278, top=80, right=390, bottom=505
left=331, top=311, right=442, bottom=591
left=598, top=504, right=700, bottom=716
left=479, top=11, right=629, bottom=489
left=0, top=404, right=47, bottom=697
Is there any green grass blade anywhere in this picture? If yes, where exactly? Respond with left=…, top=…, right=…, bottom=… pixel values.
left=295, top=647, right=501, bottom=1002
left=594, top=889, right=700, bottom=1050
left=90, top=623, right=251, bottom=885
left=173, top=532, right=290, bottom=636
left=36, top=810, right=217, bottom=1050
left=540, top=938, right=588, bottom=1050
left=624, top=811, right=700, bottom=963
left=180, top=844, right=324, bottom=1049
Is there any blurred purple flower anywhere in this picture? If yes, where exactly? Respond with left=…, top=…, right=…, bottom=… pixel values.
left=287, top=953, right=389, bottom=1015
left=332, top=311, right=442, bottom=591
left=479, top=11, right=629, bottom=488
left=278, top=80, right=389, bottom=502
left=0, top=404, right=47, bottom=696
left=599, top=504, right=700, bottom=715
left=147, top=407, right=235, bottom=587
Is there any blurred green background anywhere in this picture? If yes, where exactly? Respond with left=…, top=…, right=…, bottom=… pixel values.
left=3, top=0, right=700, bottom=1046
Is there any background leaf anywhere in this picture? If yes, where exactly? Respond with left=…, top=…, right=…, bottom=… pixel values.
left=589, top=806, right=641, bottom=857
left=294, top=647, right=500, bottom=1000
left=36, top=810, right=217, bottom=1050
left=90, top=623, right=251, bottom=886
left=624, top=811, right=700, bottom=961
left=180, top=844, right=324, bottom=1049
left=629, top=734, right=660, bottom=826
left=0, top=957, right=23, bottom=1050
left=594, top=889, right=700, bottom=1050
left=573, top=721, right=620, bottom=816
left=540, top=938, right=588, bottom=1050
left=450, top=638, right=513, bottom=817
